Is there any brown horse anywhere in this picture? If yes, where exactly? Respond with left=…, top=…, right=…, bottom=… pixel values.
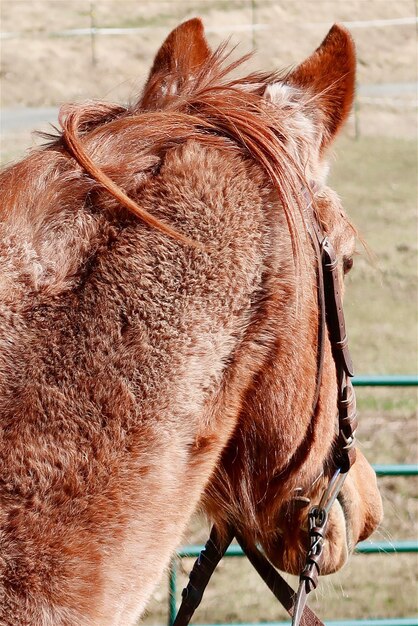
left=0, top=18, right=382, bottom=626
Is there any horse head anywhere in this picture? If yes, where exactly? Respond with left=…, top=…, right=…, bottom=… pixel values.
left=191, top=20, right=383, bottom=578
left=0, top=17, right=381, bottom=626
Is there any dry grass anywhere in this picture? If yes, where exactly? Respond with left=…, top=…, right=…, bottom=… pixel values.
left=1, top=0, right=416, bottom=152
left=1, top=0, right=416, bottom=107
left=331, top=136, right=417, bottom=375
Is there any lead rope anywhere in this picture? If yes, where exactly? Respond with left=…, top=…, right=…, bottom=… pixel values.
left=236, top=536, right=325, bottom=626
left=173, top=525, right=325, bottom=626
left=172, top=526, right=234, bottom=626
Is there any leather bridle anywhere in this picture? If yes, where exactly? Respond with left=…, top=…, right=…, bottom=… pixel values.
left=172, top=186, right=358, bottom=626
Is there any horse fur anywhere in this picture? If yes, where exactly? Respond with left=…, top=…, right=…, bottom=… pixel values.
left=0, top=18, right=382, bottom=626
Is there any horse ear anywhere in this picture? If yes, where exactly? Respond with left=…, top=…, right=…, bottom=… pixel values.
left=286, top=24, right=356, bottom=149
left=139, top=18, right=212, bottom=110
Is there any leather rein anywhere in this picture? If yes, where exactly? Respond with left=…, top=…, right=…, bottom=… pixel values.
left=172, top=187, right=358, bottom=626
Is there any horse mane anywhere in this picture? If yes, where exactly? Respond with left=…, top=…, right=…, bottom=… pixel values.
left=2, top=45, right=311, bottom=255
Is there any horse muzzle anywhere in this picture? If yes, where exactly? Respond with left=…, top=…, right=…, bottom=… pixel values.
left=262, top=450, right=383, bottom=577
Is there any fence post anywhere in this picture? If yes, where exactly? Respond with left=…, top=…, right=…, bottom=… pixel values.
left=353, top=89, right=360, bottom=139
left=168, top=558, right=177, bottom=626
left=251, top=0, right=256, bottom=51
left=89, top=2, right=97, bottom=66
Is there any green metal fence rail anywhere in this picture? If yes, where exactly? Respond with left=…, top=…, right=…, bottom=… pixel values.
left=174, top=537, right=418, bottom=560
left=352, top=375, right=417, bottom=386
left=169, top=617, right=418, bottom=626
left=168, top=375, right=418, bottom=626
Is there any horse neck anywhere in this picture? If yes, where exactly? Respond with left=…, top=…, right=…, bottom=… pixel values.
left=6, top=153, right=275, bottom=481
left=0, top=145, right=280, bottom=623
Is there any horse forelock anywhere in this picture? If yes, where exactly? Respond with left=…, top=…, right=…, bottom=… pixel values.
left=50, top=47, right=316, bottom=254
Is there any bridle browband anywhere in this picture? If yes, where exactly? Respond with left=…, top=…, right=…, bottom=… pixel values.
left=172, top=185, right=358, bottom=626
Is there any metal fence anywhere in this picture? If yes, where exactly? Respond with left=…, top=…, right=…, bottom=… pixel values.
left=168, top=375, right=418, bottom=626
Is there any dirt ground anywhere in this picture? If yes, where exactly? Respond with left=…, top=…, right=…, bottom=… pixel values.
left=0, top=1, right=417, bottom=624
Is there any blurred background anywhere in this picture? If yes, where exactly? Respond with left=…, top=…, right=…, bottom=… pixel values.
left=1, top=1, right=417, bottom=624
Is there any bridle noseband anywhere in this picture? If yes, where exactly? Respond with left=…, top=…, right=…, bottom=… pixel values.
left=172, top=186, right=358, bottom=626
